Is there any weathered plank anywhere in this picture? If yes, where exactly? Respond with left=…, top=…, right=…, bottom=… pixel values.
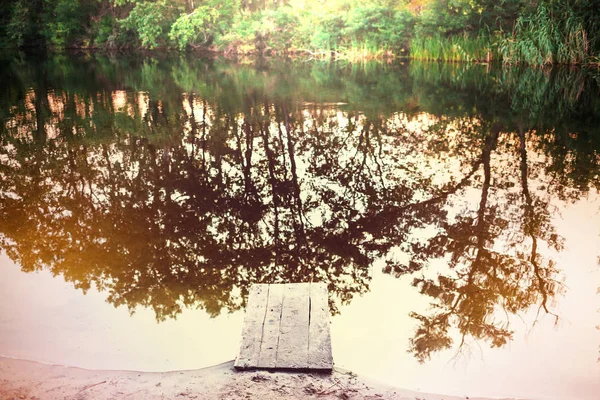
left=234, top=282, right=332, bottom=372
left=257, top=284, right=284, bottom=368
left=234, top=284, right=269, bottom=369
left=308, top=282, right=333, bottom=370
left=275, top=283, right=310, bottom=369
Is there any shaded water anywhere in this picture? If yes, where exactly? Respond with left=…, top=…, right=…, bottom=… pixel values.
left=0, top=54, right=599, bottom=399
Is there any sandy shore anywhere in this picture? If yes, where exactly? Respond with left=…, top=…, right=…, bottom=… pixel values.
left=0, top=356, right=514, bottom=400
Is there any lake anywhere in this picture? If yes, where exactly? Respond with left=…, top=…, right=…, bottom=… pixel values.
left=0, top=53, right=599, bottom=400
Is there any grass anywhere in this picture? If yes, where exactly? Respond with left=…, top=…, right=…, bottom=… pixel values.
left=499, top=3, right=594, bottom=66
left=410, top=34, right=498, bottom=62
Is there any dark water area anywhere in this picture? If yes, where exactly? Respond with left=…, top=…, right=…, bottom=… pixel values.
left=0, top=53, right=599, bottom=400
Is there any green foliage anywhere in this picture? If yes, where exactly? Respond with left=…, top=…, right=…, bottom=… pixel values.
left=170, top=0, right=237, bottom=50
left=304, top=11, right=346, bottom=51
left=472, top=0, right=524, bottom=33
left=215, top=10, right=259, bottom=53
left=120, top=1, right=173, bottom=49
left=93, top=15, right=118, bottom=47
left=6, top=1, right=30, bottom=48
left=258, top=7, right=301, bottom=52
left=1, top=0, right=99, bottom=48
left=4, top=0, right=44, bottom=48
left=170, top=7, right=219, bottom=50
left=42, top=0, right=87, bottom=48
left=416, top=0, right=524, bottom=36
left=499, top=1, right=597, bottom=65
left=0, top=0, right=598, bottom=64
left=343, top=2, right=414, bottom=50
left=416, top=0, right=474, bottom=37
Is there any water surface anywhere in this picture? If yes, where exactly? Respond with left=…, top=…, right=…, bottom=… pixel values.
left=0, top=54, right=599, bottom=400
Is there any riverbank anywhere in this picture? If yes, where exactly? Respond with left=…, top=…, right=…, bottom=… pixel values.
left=0, top=356, right=516, bottom=400
left=2, top=1, right=599, bottom=66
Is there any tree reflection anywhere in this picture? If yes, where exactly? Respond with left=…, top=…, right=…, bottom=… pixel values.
left=1, top=54, right=599, bottom=361
left=404, top=125, right=565, bottom=362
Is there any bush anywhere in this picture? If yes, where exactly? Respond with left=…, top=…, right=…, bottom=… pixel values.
left=170, top=0, right=237, bottom=50
left=93, top=15, right=118, bottom=48
left=304, top=11, right=345, bottom=51
left=42, top=0, right=87, bottom=48
left=169, top=7, right=219, bottom=50
left=343, top=3, right=414, bottom=50
left=214, top=10, right=259, bottom=53
left=6, top=0, right=31, bottom=47
left=120, top=1, right=171, bottom=49
left=260, top=7, right=300, bottom=52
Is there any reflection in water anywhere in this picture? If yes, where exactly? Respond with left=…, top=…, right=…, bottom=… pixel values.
left=0, top=54, right=599, bottom=369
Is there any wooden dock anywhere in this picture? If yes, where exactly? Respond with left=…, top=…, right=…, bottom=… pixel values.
left=234, top=282, right=333, bottom=372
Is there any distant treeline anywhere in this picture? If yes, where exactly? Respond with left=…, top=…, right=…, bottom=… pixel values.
left=1, top=0, right=599, bottom=64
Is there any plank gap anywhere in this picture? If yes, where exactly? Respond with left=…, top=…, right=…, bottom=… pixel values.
left=274, top=284, right=285, bottom=367
left=257, top=284, right=270, bottom=363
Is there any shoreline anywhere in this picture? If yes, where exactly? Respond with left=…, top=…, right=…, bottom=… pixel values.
left=0, top=356, right=519, bottom=400
left=1, top=46, right=598, bottom=67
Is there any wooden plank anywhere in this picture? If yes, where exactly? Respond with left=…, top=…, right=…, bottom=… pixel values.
left=275, top=283, right=310, bottom=369
left=234, top=282, right=332, bottom=372
left=257, top=284, right=284, bottom=368
left=234, top=284, right=269, bottom=369
left=308, top=282, right=333, bottom=370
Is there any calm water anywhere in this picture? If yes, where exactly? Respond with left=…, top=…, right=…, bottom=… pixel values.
left=0, top=53, right=599, bottom=400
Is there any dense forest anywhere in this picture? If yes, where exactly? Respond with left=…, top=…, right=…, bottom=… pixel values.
left=0, top=0, right=599, bottom=64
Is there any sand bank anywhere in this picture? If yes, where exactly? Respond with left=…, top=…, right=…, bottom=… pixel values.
left=0, top=356, right=516, bottom=400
